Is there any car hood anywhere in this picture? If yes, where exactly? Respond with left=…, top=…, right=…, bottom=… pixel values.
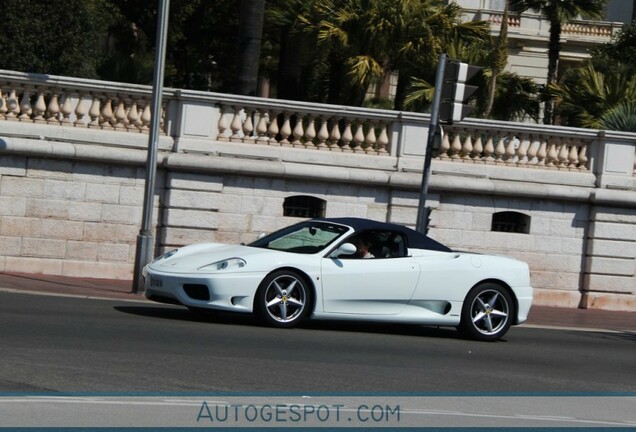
left=148, top=243, right=315, bottom=273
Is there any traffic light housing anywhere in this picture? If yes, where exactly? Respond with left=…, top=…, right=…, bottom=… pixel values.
left=439, top=60, right=481, bottom=124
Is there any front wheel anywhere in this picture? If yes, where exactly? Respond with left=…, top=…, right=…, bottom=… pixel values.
left=459, top=283, right=514, bottom=341
left=254, top=270, right=312, bottom=328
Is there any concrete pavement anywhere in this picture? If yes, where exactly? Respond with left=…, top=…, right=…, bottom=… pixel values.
left=0, top=272, right=634, bottom=333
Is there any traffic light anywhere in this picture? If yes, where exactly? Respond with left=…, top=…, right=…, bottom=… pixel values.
left=439, top=60, right=481, bottom=124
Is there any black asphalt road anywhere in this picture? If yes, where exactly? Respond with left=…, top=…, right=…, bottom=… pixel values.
left=1, top=291, right=634, bottom=393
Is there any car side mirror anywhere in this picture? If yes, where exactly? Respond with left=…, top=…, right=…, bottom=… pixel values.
left=330, top=243, right=357, bottom=258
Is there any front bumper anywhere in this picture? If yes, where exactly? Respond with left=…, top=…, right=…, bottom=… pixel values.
left=144, top=266, right=264, bottom=313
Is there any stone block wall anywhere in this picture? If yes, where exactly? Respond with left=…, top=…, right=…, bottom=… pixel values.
left=0, top=155, right=162, bottom=279
left=583, top=206, right=636, bottom=310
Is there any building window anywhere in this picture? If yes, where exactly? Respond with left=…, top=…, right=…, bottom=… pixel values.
left=283, top=195, right=326, bottom=218
left=491, top=211, right=530, bottom=234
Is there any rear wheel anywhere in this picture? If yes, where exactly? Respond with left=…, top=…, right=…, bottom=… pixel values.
left=254, top=270, right=311, bottom=328
left=460, top=283, right=514, bottom=341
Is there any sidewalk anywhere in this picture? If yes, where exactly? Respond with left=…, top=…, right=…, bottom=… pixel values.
left=0, top=272, right=634, bottom=332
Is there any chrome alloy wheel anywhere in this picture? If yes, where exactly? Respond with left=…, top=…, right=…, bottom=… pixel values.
left=260, top=272, right=309, bottom=326
left=469, top=289, right=510, bottom=336
left=460, top=283, right=514, bottom=341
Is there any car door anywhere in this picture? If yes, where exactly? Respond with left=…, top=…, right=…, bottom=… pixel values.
left=320, top=231, right=420, bottom=315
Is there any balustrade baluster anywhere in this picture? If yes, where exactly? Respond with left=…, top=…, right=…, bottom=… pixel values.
left=376, top=123, right=389, bottom=154
left=567, top=141, right=579, bottom=169
left=483, top=136, right=495, bottom=162
left=113, top=100, right=127, bottom=129
left=19, top=87, right=32, bottom=121
left=60, top=95, right=73, bottom=125
left=439, top=132, right=451, bottom=159
left=242, top=110, right=255, bottom=143
left=536, top=138, right=548, bottom=166
left=140, top=103, right=151, bottom=133
left=33, top=91, right=47, bottom=124
left=46, top=93, right=61, bottom=125
left=526, top=136, right=539, bottom=166
left=504, top=137, right=516, bottom=164
left=126, top=101, right=139, bottom=131
left=255, top=111, right=269, bottom=144
left=7, top=90, right=20, bottom=120
left=461, top=133, right=473, bottom=160
left=329, top=119, right=343, bottom=151
left=291, top=115, right=304, bottom=147
left=100, top=98, right=114, bottom=129
left=364, top=124, right=377, bottom=154
left=87, top=97, right=101, bottom=128
left=74, top=95, right=87, bottom=127
left=546, top=142, right=558, bottom=166
left=578, top=143, right=589, bottom=170
left=340, top=120, right=353, bottom=152
left=279, top=113, right=292, bottom=146
left=450, top=133, right=462, bottom=159
left=316, top=118, right=329, bottom=149
left=217, top=106, right=230, bottom=141
left=494, top=137, right=506, bottom=162
left=266, top=111, right=280, bottom=145
left=304, top=116, right=316, bottom=148
left=516, top=134, right=529, bottom=166
left=557, top=140, right=569, bottom=167
left=352, top=124, right=365, bottom=153
left=0, top=89, right=7, bottom=120
left=229, top=107, right=243, bottom=142
left=472, top=134, right=483, bottom=161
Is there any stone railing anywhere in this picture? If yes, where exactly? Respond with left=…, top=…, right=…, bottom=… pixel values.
left=466, top=8, right=622, bottom=42
left=562, top=20, right=622, bottom=38
left=1, top=69, right=635, bottom=185
left=0, top=70, right=164, bottom=133
left=439, top=124, right=591, bottom=171
left=215, top=103, right=392, bottom=154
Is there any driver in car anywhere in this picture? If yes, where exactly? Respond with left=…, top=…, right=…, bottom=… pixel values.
left=352, top=235, right=375, bottom=259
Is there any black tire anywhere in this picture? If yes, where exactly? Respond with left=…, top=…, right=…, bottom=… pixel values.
left=254, top=270, right=311, bottom=328
left=459, top=282, right=514, bottom=341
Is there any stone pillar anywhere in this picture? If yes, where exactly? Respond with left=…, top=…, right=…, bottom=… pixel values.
left=582, top=206, right=636, bottom=311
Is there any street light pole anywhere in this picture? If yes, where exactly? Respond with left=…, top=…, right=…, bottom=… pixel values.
left=415, top=53, right=447, bottom=234
left=132, top=0, right=170, bottom=293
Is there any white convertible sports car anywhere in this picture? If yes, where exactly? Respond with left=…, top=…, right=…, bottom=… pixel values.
left=144, top=217, right=532, bottom=341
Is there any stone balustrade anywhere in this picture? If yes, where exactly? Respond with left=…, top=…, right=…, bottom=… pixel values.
left=0, top=70, right=161, bottom=133
left=439, top=125, right=591, bottom=171
left=0, top=69, right=634, bottom=183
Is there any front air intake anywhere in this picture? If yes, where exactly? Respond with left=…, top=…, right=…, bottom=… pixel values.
left=183, top=284, right=210, bottom=301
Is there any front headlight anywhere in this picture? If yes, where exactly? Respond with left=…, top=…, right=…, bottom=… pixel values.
left=152, top=249, right=179, bottom=263
left=198, top=257, right=247, bottom=271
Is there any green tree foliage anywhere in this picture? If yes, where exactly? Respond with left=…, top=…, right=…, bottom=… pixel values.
left=294, top=0, right=491, bottom=109
left=550, top=23, right=636, bottom=131
left=509, top=0, right=606, bottom=124
left=104, top=0, right=240, bottom=90
left=0, top=0, right=116, bottom=78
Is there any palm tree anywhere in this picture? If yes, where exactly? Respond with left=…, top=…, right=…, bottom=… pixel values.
left=509, top=0, right=606, bottom=124
left=549, top=63, right=636, bottom=129
left=600, top=102, right=636, bottom=132
left=236, top=0, right=265, bottom=96
left=484, top=0, right=509, bottom=118
left=298, top=0, right=490, bottom=109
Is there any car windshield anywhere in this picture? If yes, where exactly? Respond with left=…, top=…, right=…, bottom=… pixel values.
left=248, top=221, right=349, bottom=254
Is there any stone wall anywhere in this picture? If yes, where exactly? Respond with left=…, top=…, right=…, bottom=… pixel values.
left=0, top=155, right=160, bottom=278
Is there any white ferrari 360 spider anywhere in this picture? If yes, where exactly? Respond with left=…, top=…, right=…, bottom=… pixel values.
left=144, top=217, right=532, bottom=341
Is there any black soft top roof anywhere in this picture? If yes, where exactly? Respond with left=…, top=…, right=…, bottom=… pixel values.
left=315, top=217, right=452, bottom=252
